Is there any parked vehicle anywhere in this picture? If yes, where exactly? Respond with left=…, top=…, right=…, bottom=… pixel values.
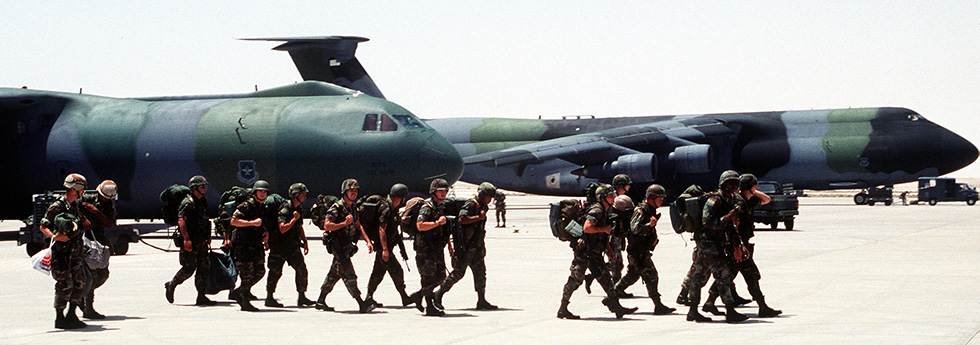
left=915, top=177, right=978, bottom=206
left=754, top=181, right=799, bottom=230
left=853, top=185, right=894, bottom=206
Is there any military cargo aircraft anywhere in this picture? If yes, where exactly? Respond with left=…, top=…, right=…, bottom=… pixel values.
left=0, top=36, right=463, bottom=219
left=263, top=36, right=977, bottom=198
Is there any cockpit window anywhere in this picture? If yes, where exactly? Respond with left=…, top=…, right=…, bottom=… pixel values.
left=908, top=113, right=921, bottom=121
left=391, top=114, right=427, bottom=130
left=363, top=114, right=399, bottom=132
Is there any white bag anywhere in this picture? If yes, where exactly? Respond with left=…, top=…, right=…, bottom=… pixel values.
left=31, top=241, right=54, bottom=275
left=83, top=231, right=111, bottom=270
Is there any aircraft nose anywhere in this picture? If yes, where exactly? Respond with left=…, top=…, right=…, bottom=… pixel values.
left=420, top=132, right=464, bottom=182
left=935, top=128, right=978, bottom=175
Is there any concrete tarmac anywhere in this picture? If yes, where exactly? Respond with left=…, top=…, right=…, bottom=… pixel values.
left=2, top=194, right=980, bottom=344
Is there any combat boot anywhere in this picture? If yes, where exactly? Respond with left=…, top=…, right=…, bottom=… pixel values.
left=297, top=293, right=316, bottom=307
left=400, top=290, right=414, bottom=307
left=264, top=293, right=284, bottom=308
left=757, top=297, right=782, bottom=318
left=556, top=299, right=580, bottom=319
left=235, top=289, right=259, bottom=312
left=476, top=288, right=498, bottom=310
left=584, top=275, right=594, bottom=294
left=315, top=289, right=334, bottom=311
left=676, top=286, right=690, bottom=306
left=83, top=295, right=106, bottom=319
left=65, top=304, right=87, bottom=328
left=432, top=290, right=445, bottom=312
left=701, top=302, right=725, bottom=316
left=55, top=310, right=72, bottom=330
left=685, top=294, right=711, bottom=322
left=408, top=291, right=424, bottom=312
left=424, top=295, right=444, bottom=316
left=196, top=294, right=217, bottom=306
left=356, top=296, right=377, bottom=313
left=364, top=295, right=383, bottom=308
left=601, top=297, right=638, bottom=319
left=725, top=305, right=748, bottom=323
left=164, top=281, right=176, bottom=304
left=652, top=296, right=676, bottom=315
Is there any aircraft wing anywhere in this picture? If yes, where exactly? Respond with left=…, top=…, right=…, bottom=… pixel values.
left=463, top=118, right=733, bottom=167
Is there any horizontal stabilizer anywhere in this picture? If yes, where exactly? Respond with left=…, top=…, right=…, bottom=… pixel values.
left=242, top=36, right=385, bottom=99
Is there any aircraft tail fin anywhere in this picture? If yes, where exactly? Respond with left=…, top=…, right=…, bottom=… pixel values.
left=242, top=36, right=385, bottom=99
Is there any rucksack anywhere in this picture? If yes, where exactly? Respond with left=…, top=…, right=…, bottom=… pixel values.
left=356, top=195, right=385, bottom=242
left=584, top=182, right=601, bottom=206
left=214, top=186, right=250, bottom=237
left=669, top=184, right=710, bottom=234
left=159, top=184, right=191, bottom=226
left=549, top=199, right=584, bottom=241
left=310, top=194, right=339, bottom=231
left=399, top=197, right=425, bottom=237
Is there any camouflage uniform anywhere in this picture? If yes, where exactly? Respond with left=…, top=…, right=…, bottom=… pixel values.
left=606, top=207, right=630, bottom=287
left=413, top=198, right=448, bottom=303
left=493, top=191, right=506, bottom=227
left=42, top=198, right=88, bottom=310
left=266, top=199, right=309, bottom=297
left=318, top=199, right=363, bottom=302
left=80, top=193, right=115, bottom=315
left=168, top=194, right=211, bottom=295
left=365, top=196, right=410, bottom=303
left=559, top=202, right=626, bottom=315
left=232, top=197, right=267, bottom=297
left=686, top=192, right=739, bottom=311
left=435, top=198, right=489, bottom=302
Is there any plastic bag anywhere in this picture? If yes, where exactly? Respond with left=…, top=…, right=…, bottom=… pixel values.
left=31, top=241, right=53, bottom=275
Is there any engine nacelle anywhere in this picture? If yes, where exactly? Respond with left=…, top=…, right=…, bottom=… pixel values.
left=669, top=144, right=712, bottom=174
left=573, top=153, right=657, bottom=182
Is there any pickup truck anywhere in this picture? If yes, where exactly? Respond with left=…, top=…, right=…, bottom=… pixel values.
left=915, top=177, right=978, bottom=206
left=753, top=181, right=799, bottom=230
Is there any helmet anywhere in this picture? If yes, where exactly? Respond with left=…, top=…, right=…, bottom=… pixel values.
left=252, top=180, right=271, bottom=192
left=429, top=179, right=450, bottom=194
left=477, top=182, right=497, bottom=199
left=739, top=173, right=758, bottom=191
left=288, top=183, right=308, bottom=198
left=63, top=173, right=87, bottom=191
left=718, top=170, right=739, bottom=188
left=188, top=175, right=208, bottom=188
left=389, top=183, right=409, bottom=199
left=612, top=174, right=632, bottom=189
left=97, top=180, right=118, bottom=200
left=613, top=195, right=634, bottom=211
left=596, top=184, right=616, bottom=202
left=341, top=179, right=360, bottom=193
left=645, top=184, right=667, bottom=199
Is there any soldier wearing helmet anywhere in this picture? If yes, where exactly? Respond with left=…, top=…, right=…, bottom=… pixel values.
left=684, top=170, right=749, bottom=323
left=266, top=182, right=314, bottom=308
left=606, top=174, right=632, bottom=295
left=612, top=184, right=676, bottom=315
left=557, top=184, right=638, bottom=320
left=702, top=173, right=781, bottom=318
left=408, top=178, right=452, bottom=316
left=315, top=178, right=376, bottom=313
left=434, top=182, right=499, bottom=311
left=228, top=180, right=273, bottom=311
left=363, top=183, right=414, bottom=308
left=493, top=190, right=506, bottom=228
left=77, top=180, right=119, bottom=319
left=39, top=173, right=93, bottom=329
left=612, top=174, right=632, bottom=195
left=165, top=175, right=214, bottom=308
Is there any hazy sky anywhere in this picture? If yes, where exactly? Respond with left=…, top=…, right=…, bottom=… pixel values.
left=4, top=1, right=978, bottom=176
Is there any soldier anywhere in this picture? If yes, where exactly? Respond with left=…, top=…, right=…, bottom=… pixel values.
left=434, top=182, right=499, bottom=311
left=164, top=175, right=216, bottom=307
left=614, top=185, right=676, bottom=314
left=315, top=179, right=376, bottom=313
left=266, top=183, right=315, bottom=308
left=685, top=170, right=748, bottom=323
left=557, top=184, right=638, bottom=319
left=701, top=174, right=782, bottom=318
left=229, top=180, right=272, bottom=312
left=408, top=179, right=453, bottom=316
left=39, top=173, right=92, bottom=329
left=493, top=190, right=506, bottom=228
left=78, top=180, right=118, bottom=319
left=363, top=183, right=414, bottom=308
left=586, top=174, right=632, bottom=296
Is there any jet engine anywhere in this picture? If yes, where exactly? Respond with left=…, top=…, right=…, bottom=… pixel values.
left=572, top=153, right=658, bottom=182
left=669, top=144, right=712, bottom=174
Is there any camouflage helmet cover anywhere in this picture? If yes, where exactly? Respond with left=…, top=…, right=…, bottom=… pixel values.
left=341, top=178, right=360, bottom=193
left=288, top=183, right=308, bottom=198
left=429, top=178, right=449, bottom=194
left=718, top=170, right=740, bottom=188
left=596, top=184, right=616, bottom=202
left=63, top=173, right=87, bottom=191
left=477, top=182, right=497, bottom=199
left=188, top=175, right=208, bottom=188
left=612, top=174, right=632, bottom=189
left=645, top=184, right=667, bottom=199
left=97, top=180, right=118, bottom=200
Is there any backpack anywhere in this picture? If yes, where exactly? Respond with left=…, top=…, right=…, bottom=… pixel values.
left=213, top=186, right=250, bottom=237
left=399, top=197, right=425, bottom=237
left=549, top=199, right=584, bottom=241
left=584, top=182, right=601, bottom=206
left=356, top=195, right=385, bottom=242
left=159, top=184, right=191, bottom=226
left=310, top=194, right=339, bottom=231
left=669, top=184, right=709, bottom=234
